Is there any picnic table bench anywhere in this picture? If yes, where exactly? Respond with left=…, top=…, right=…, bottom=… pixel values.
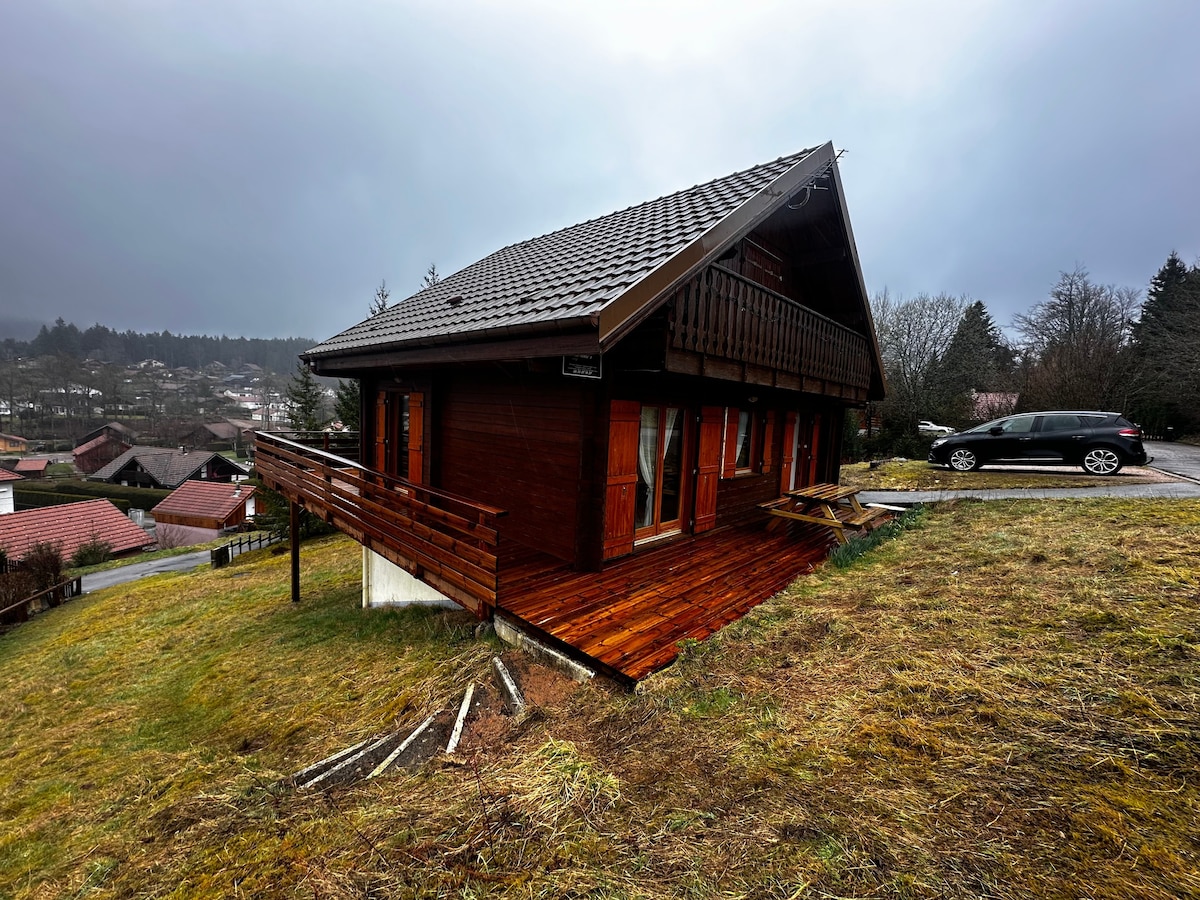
left=759, top=482, right=890, bottom=544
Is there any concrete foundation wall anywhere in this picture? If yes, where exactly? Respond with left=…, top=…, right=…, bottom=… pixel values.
left=362, top=548, right=459, bottom=610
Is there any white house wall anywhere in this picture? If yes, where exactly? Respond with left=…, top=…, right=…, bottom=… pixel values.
left=361, top=548, right=458, bottom=610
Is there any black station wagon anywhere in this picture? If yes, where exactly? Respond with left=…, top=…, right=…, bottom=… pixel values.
left=928, top=411, right=1150, bottom=475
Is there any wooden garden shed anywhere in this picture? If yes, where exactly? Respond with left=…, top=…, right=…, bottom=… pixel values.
left=257, top=143, right=886, bottom=682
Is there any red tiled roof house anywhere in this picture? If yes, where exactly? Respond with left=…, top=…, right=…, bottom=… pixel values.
left=151, top=481, right=256, bottom=546
left=256, top=144, right=886, bottom=681
left=0, top=499, right=152, bottom=564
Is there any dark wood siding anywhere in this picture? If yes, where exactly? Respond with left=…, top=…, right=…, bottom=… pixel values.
left=714, top=472, right=780, bottom=528
left=437, top=371, right=586, bottom=564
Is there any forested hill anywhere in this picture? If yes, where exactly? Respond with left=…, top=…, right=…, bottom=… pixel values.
left=3, top=319, right=317, bottom=374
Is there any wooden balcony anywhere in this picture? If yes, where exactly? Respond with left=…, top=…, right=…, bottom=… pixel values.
left=666, top=264, right=873, bottom=397
left=254, top=432, right=504, bottom=615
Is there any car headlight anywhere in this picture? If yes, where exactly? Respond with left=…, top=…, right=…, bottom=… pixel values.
left=931, top=438, right=948, bottom=449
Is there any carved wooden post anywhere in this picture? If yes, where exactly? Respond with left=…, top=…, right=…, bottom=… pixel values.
left=290, top=501, right=301, bottom=604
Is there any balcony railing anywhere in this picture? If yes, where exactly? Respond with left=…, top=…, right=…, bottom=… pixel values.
left=254, top=432, right=506, bottom=616
left=667, top=264, right=873, bottom=390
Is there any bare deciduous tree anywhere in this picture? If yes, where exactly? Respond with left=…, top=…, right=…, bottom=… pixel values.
left=871, top=290, right=969, bottom=434
left=1015, top=267, right=1141, bottom=411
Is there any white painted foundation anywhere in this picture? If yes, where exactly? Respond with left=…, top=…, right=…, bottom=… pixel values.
left=361, top=548, right=458, bottom=610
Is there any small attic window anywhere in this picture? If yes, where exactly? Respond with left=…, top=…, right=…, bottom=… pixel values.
left=447, top=295, right=464, bottom=307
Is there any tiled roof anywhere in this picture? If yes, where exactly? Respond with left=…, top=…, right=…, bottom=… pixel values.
left=306, top=147, right=823, bottom=359
left=0, top=499, right=152, bottom=562
left=0, top=433, right=28, bottom=443
left=74, top=434, right=124, bottom=456
left=151, top=481, right=255, bottom=524
left=14, top=458, right=47, bottom=473
left=0, top=468, right=22, bottom=483
left=90, top=446, right=248, bottom=489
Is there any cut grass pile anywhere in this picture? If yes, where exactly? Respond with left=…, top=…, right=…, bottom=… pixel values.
left=2, top=501, right=1199, bottom=898
left=841, top=458, right=1174, bottom=490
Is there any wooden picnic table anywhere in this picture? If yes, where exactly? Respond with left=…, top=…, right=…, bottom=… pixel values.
left=759, top=482, right=888, bottom=544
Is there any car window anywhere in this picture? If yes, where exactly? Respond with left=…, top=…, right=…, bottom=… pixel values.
left=1042, top=414, right=1083, bottom=430
left=1000, top=415, right=1036, bottom=433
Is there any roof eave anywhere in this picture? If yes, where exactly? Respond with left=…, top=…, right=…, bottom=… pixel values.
left=303, top=315, right=598, bottom=366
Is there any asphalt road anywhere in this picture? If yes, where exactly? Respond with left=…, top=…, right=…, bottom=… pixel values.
left=81, top=549, right=212, bottom=593
left=1145, top=440, right=1200, bottom=482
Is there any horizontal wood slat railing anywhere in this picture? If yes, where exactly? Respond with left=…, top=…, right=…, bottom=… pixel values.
left=667, top=264, right=873, bottom=390
left=253, top=432, right=506, bottom=616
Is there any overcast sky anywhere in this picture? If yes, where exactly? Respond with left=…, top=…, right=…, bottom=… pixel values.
left=2, top=0, right=1198, bottom=344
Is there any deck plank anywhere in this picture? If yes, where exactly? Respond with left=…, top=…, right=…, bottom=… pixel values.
left=497, top=522, right=833, bottom=681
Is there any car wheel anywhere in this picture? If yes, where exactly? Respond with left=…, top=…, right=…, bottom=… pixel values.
left=948, top=448, right=979, bottom=471
left=1082, top=447, right=1122, bottom=475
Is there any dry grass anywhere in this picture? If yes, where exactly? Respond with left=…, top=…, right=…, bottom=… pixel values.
left=841, top=458, right=1175, bottom=490
left=2, top=502, right=1198, bottom=898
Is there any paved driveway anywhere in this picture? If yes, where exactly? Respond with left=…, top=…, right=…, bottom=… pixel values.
left=82, top=549, right=211, bottom=593
left=1145, top=440, right=1200, bottom=482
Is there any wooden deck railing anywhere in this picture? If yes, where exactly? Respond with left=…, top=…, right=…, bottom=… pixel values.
left=253, top=432, right=506, bottom=616
left=254, top=430, right=361, bottom=462
left=668, top=264, right=873, bottom=390
left=0, top=576, right=84, bottom=627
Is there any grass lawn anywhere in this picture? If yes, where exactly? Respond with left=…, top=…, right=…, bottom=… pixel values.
left=841, top=458, right=1176, bottom=491
left=1, top=501, right=1198, bottom=899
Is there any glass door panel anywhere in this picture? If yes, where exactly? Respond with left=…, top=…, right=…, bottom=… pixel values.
left=635, top=406, right=660, bottom=530
left=659, top=408, right=684, bottom=528
left=636, top=405, right=687, bottom=540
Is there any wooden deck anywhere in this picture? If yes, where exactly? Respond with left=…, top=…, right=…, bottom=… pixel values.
left=497, top=522, right=836, bottom=683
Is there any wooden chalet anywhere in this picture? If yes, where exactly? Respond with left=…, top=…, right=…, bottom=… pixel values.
left=257, top=143, right=886, bottom=682
left=89, top=445, right=248, bottom=489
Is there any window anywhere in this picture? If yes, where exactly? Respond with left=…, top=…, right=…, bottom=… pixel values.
left=734, top=410, right=754, bottom=471
left=1042, top=414, right=1083, bottom=430
left=1000, top=415, right=1036, bottom=434
left=722, top=407, right=760, bottom=477
left=374, top=389, right=422, bottom=482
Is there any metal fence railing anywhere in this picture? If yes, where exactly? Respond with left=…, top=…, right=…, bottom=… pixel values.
left=210, top=530, right=286, bottom=568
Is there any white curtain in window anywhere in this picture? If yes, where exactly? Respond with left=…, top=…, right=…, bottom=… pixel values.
left=736, top=410, right=751, bottom=468
left=637, top=407, right=658, bottom=528
left=663, top=408, right=679, bottom=460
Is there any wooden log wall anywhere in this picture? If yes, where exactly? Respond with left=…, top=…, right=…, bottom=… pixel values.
left=436, top=372, right=586, bottom=565
left=667, top=264, right=872, bottom=390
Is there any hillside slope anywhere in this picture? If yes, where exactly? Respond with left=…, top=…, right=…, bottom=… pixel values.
left=2, top=502, right=1198, bottom=899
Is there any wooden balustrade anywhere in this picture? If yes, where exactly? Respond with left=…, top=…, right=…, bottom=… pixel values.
left=253, top=432, right=506, bottom=615
left=668, top=265, right=873, bottom=390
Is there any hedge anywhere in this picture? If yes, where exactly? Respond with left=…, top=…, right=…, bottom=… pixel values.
left=15, top=489, right=132, bottom=514
left=14, top=480, right=168, bottom=510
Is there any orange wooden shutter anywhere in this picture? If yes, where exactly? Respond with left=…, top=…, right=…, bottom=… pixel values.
left=761, top=410, right=777, bottom=474
left=779, top=411, right=797, bottom=492
left=721, top=407, right=739, bottom=479
left=407, top=391, right=425, bottom=484
left=373, top=391, right=388, bottom=471
left=602, top=400, right=641, bottom=560
left=694, top=406, right=723, bottom=533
